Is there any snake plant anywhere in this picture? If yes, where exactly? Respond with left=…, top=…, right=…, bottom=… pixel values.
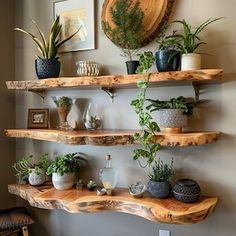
left=14, top=16, right=81, bottom=59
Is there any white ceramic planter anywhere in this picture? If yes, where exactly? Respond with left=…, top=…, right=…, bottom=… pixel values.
left=28, top=168, right=46, bottom=186
left=52, top=172, right=75, bottom=190
left=181, top=53, right=201, bottom=71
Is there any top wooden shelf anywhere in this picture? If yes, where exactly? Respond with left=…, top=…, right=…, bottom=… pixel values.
left=6, top=69, right=223, bottom=91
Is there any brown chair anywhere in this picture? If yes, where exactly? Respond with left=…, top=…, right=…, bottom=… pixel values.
left=0, top=207, right=34, bottom=236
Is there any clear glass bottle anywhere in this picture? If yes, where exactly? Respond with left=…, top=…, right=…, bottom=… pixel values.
left=99, top=155, right=117, bottom=191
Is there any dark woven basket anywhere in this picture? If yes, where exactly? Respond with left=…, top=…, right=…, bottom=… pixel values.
left=173, top=179, right=201, bottom=203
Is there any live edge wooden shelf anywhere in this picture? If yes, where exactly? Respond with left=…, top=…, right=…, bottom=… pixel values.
left=5, top=129, right=219, bottom=146
left=8, top=183, right=218, bottom=225
left=6, top=69, right=223, bottom=91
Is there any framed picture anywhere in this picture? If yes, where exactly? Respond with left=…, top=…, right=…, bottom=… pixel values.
left=53, top=0, right=95, bottom=52
left=28, top=109, right=49, bottom=129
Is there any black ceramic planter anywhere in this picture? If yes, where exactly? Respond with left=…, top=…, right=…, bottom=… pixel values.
left=155, top=50, right=180, bottom=72
left=173, top=179, right=201, bottom=203
left=125, top=60, right=140, bottom=74
left=147, top=180, right=171, bottom=198
left=35, top=58, right=61, bottom=79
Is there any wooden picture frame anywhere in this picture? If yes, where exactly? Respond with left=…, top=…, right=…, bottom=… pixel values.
left=53, top=0, right=95, bottom=52
left=28, top=109, right=49, bottom=129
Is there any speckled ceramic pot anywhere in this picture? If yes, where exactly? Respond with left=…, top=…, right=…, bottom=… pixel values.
left=147, top=180, right=171, bottom=198
left=159, top=109, right=187, bottom=132
left=28, top=168, right=46, bottom=186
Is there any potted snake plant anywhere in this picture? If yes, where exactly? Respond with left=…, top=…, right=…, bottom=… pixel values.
left=14, top=16, right=81, bottom=79
left=170, top=17, right=223, bottom=70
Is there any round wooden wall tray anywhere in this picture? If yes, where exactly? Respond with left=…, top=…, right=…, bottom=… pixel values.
left=101, top=0, right=175, bottom=47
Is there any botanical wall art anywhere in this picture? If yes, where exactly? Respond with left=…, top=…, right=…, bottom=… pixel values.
left=54, top=0, right=95, bottom=52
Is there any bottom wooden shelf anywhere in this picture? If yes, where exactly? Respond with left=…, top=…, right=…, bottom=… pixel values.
left=8, top=183, right=218, bottom=224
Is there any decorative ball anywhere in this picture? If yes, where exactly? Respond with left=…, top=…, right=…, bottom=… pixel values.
left=173, top=179, right=201, bottom=203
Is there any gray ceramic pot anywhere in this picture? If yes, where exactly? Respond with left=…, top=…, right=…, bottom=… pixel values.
left=52, top=172, right=75, bottom=190
left=147, top=180, right=171, bottom=198
left=159, top=109, right=187, bottom=129
left=28, top=168, right=46, bottom=186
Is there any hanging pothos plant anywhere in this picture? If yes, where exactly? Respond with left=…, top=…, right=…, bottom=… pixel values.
left=130, top=51, right=160, bottom=167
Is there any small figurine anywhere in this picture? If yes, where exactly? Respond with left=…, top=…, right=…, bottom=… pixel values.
left=76, top=179, right=84, bottom=190
left=87, top=180, right=97, bottom=191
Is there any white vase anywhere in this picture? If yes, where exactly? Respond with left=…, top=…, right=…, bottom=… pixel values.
left=28, top=168, right=46, bottom=186
left=52, top=172, right=75, bottom=190
left=84, top=103, right=102, bottom=130
left=181, top=53, right=201, bottom=71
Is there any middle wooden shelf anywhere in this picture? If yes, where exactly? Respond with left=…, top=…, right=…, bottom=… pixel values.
left=5, top=129, right=219, bottom=146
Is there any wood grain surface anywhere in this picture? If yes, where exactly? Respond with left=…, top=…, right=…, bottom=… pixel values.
left=8, top=183, right=218, bottom=224
left=6, top=69, right=223, bottom=91
left=5, top=129, right=219, bottom=146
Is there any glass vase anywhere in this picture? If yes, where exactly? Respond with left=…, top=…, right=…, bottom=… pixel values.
left=84, top=103, right=102, bottom=130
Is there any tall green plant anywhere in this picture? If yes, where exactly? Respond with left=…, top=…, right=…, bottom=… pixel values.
left=171, top=17, right=223, bottom=53
left=102, top=0, right=144, bottom=60
left=14, top=16, right=81, bottom=59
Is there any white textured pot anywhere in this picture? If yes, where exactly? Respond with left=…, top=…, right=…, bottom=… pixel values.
left=52, top=172, right=75, bottom=190
left=28, top=168, right=46, bottom=186
left=181, top=53, right=201, bottom=71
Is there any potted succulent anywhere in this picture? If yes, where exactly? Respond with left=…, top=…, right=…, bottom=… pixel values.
left=146, top=96, right=196, bottom=133
left=170, top=17, right=223, bottom=70
left=155, top=23, right=181, bottom=72
left=102, top=0, right=144, bottom=74
left=52, top=96, right=73, bottom=131
left=147, top=158, right=174, bottom=198
left=13, top=154, right=50, bottom=186
left=46, top=152, right=87, bottom=190
left=14, top=16, right=81, bottom=79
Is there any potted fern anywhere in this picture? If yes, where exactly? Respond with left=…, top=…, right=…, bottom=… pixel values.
left=14, top=16, right=80, bottom=79
left=171, top=17, right=223, bottom=70
left=102, top=0, right=144, bottom=74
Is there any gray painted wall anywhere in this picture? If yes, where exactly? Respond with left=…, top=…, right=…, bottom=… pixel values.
left=14, top=0, right=236, bottom=235
left=0, top=0, right=15, bottom=208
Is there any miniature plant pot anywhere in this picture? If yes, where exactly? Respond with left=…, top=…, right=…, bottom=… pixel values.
left=35, top=58, right=60, bottom=79
left=155, top=50, right=180, bottom=72
left=52, top=172, right=75, bottom=190
left=159, top=109, right=187, bottom=133
left=125, top=60, right=140, bottom=74
left=181, top=53, right=201, bottom=71
left=147, top=180, right=171, bottom=198
left=28, top=168, right=46, bottom=186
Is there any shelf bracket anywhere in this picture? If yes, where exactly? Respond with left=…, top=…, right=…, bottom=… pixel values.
left=192, top=83, right=200, bottom=101
left=101, top=87, right=114, bottom=103
left=28, top=89, right=45, bottom=101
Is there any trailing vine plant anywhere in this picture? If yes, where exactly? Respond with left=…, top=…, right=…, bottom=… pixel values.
left=130, top=51, right=160, bottom=167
